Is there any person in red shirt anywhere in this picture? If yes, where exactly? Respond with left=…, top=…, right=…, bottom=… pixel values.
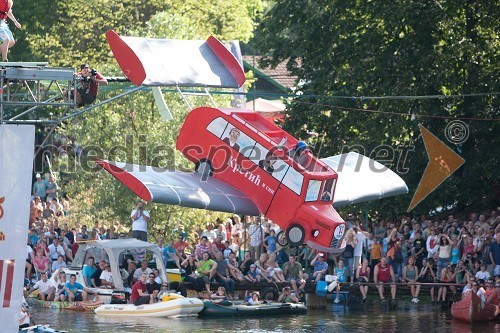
left=485, top=278, right=498, bottom=305
left=374, top=256, right=397, bottom=303
left=173, top=235, right=191, bottom=260
left=131, top=273, right=154, bottom=306
left=71, top=64, right=108, bottom=107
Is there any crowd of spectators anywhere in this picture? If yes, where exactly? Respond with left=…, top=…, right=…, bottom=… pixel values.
left=150, top=210, right=500, bottom=306
left=25, top=172, right=499, bottom=306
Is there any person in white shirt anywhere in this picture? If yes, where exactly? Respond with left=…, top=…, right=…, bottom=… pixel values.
left=133, top=259, right=153, bottom=281
left=353, top=227, right=370, bottom=273
left=130, top=201, right=150, bottom=242
left=100, top=263, right=115, bottom=288
left=24, top=272, right=54, bottom=301
left=231, top=216, right=244, bottom=235
left=47, top=237, right=65, bottom=261
left=19, top=306, right=31, bottom=329
left=475, top=264, right=491, bottom=281
left=471, top=282, right=486, bottom=302
left=426, top=229, right=440, bottom=258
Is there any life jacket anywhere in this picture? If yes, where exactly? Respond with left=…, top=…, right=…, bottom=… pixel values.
left=0, top=0, right=10, bottom=20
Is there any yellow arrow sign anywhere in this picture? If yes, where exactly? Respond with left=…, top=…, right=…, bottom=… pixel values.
left=408, top=124, right=465, bottom=211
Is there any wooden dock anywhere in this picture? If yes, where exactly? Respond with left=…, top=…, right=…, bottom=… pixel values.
left=181, top=280, right=465, bottom=308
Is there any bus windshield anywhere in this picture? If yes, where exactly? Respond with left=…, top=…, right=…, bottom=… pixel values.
left=320, top=178, right=336, bottom=203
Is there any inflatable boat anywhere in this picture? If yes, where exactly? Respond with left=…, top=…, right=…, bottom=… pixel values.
left=94, top=293, right=203, bottom=317
left=199, top=300, right=307, bottom=317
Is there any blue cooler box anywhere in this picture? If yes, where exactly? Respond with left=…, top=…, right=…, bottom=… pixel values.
left=315, top=280, right=328, bottom=296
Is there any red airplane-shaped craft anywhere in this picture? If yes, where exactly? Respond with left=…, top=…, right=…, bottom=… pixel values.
left=97, top=31, right=408, bottom=253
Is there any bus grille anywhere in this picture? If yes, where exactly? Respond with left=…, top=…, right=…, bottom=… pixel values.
left=330, top=235, right=344, bottom=249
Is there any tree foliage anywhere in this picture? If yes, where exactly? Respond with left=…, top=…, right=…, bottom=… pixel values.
left=12, top=1, right=263, bottom=240
left=254, top=0, right=499, bottom=218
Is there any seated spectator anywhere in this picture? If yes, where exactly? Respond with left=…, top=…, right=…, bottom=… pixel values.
left=253, top=253, right=271, bottom=282
left=133, top=259, right=153, bottom=282
left=222, top=241, right=233, bottom=259
left=32, top=251, right=49, bottom=278
left=196, top=252, right=217, bottom=296
left=152, top=268, right=163, bottom=285
left=239, top=251, right=254, bottom=276
left=210, top=286, right=228, bottom=303
left=71, top=234, right=83, bottom=257
left=52, top=269, right=68, bottom=302
left=25, top=272, right=54, bottom=301
left=333, top=259, right=348, bottom=304
left=82, top=257, right=96, bottom=287
left=163, top=240, right=181, bottom=269
left=475, top=263, right=491, bottom=281
left=173, top=234, right=190, bottom=260
left=181, top=255, right=204, bottom=298
left=245, top=291, right=262, bottom=305
left=26, top=243, right=34, bottom=279
left=402, top=256, right=420, bottom=303
left=125, top=260, right=137, bottom=287
left=100, top=263, right=115, bottom=289
left=471, top=281, right=486, bottom=302
left=146, top=273, right=161, bottom=300
left=131, top=273, right=155, bottom=305
left=195, top=236, right=211, bottom=260
left=278, top=286, right=299, bottom=303
left=283, top=254, right=306, bottom=296
left=227, top=252, right=244, bottom=282
left=356, top=258, right=370, bottom=303
left=65, top=273, right=95, bottom=302
left=214, top=251, right=235, bottom=299
left=374, top=256, right=397, bottom=304
left=245, top=264, right=261, bottom=283
left=91, top=260, right=106, bottom=287
left=264, top=253, right=285, bottom=282
left=51, top=254, right=67, bottom=273
left=309, top=253, right=328, bottom=282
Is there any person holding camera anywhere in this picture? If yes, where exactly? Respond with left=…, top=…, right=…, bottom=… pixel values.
left=73, top=63, right=108, bottom=107
left=278, top=286, right=299, bottom=304
left=130, top=201, right=150, bottom=242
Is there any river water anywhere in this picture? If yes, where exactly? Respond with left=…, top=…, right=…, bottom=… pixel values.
left=29, top=301, right=498, bottom=333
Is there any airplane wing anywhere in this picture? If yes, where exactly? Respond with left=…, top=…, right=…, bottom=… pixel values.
left=96, top=160, right=260, bottom=216
left=321, top=152, right=408, bottom=207
left=105, top=30, right=245, bottom=88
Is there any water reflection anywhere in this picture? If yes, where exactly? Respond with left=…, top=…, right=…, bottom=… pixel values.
left=29, top=303, right=499, bottom=333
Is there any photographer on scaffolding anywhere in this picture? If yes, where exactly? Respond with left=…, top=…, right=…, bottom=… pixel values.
left=72, top=63, right=108, bottom=107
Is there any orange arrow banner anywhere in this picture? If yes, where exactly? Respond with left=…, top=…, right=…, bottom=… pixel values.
left=408, top=124, right=465, bottom=211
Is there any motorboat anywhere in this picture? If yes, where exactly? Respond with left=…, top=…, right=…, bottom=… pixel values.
left=94, top=292, right=203, bottom=317
left=451, top=291, right=497, bottom=322
left=62, top=239, right=171, bottom=304
left=199, top=300, right=307, bottom=317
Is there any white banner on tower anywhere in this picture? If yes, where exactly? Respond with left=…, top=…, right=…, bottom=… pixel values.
left=0, top=124, right=35, bottom=332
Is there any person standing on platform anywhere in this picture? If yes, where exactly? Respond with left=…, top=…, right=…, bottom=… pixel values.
left=130, top=201, right=150, bottom=242
left=0, top=0, right=21, bottom=62
left=33, top=173, right=49, bottom=202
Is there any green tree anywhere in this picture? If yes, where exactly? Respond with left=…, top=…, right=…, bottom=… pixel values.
left=253, top=0, right=499, bottom=218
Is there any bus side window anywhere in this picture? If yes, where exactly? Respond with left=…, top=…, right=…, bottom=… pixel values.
left=281, top=167, right=304, bottom=195
left=207, top=117, right=229, bottom=139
